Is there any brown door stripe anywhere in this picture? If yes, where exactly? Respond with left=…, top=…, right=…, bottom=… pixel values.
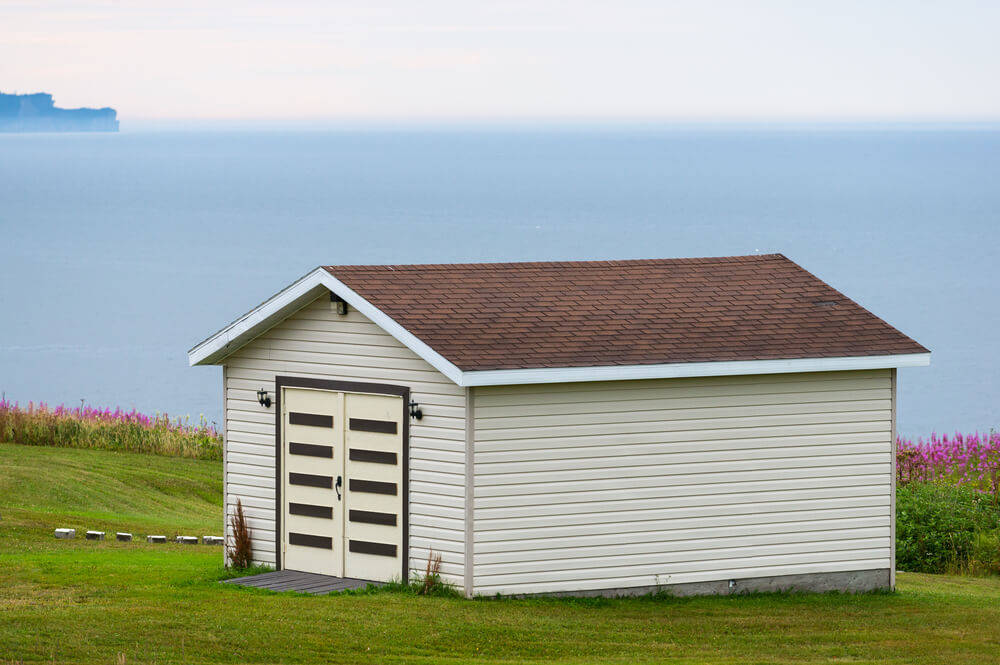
left=289, top=442, right=333, bottom=458
left=349, top=448, right=397, bottom=465
left=289, top=532, right=333, bottom=549
left=349, top=539, right=397, bottom=557
left=289, top=412, right=334, bottom=428
left=349, top=509, right=397, bottom=526
left=348, top=418, right=397, bottom=434
left=289, top=472, right=333, bottom=489
left=289, top=502, right=334, bottom=519
left=349, top=478, right=397, bottom=495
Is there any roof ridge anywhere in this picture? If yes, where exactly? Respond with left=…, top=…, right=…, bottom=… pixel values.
left=324, top=254, right=787, bottom=272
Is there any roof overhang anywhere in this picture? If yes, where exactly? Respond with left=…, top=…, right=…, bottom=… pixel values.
left=188, top=268, right=931, bottom=386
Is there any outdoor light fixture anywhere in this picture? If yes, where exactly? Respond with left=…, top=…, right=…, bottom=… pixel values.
left=257, top=388, right=272, bottom=408
left=409, top=400, right=423, bottom=420
left=330, top=292, right=348, bottom=315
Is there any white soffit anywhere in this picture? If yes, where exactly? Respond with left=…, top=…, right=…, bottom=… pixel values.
left=187, top=268, right=931, bottom=386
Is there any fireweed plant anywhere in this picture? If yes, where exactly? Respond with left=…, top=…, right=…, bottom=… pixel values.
left=897, top=431, right=1000, bottom=502
left=896, top=431, right=1000, bottom=575
left=0, top=398, right=222, bottom=460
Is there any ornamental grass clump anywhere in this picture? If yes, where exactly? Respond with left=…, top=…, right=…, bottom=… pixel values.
left=0, top=398, right=222, bottom=460
left=421, top=549, right=444, bottom=595
left=227, top=499, right=254, bottom=570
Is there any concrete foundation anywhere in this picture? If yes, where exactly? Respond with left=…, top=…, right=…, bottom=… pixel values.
left=507, top=569, right=891, bottom=599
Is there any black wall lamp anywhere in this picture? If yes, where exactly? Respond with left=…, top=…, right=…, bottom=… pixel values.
left=409, top=400, right=423, bottom=420
left=257, top=388, right=272, bottom=408
left=331, top=292, right=348, bottom=315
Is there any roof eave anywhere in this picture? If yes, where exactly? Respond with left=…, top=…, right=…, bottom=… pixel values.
left=187, top=268, right=331, bottom=367
left=458, top=352, right=931, bottom=387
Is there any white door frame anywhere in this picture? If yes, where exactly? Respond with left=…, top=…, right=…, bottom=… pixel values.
left=274, top=375, right=410, bottom=580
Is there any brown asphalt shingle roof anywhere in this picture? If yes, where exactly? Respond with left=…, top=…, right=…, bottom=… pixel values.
left=323, top=255, right=927, bottom=372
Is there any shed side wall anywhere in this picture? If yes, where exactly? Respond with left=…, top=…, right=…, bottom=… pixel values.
left=472, top=369, right=892, bottom=595
left=223, top=295, right=466, bottom=583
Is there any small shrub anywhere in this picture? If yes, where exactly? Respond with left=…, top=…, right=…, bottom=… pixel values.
left=227, top=499, right=253, bottom=569
left=970, top=531, right=1000, bottom=576
left=896, top=482, right=1000, bottom=574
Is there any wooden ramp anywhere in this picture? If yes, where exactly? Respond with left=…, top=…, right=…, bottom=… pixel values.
left=223, top=570, right=382, bottom=594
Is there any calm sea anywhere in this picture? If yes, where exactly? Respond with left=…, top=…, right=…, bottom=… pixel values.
left=1, top=128, right=997, bottom=435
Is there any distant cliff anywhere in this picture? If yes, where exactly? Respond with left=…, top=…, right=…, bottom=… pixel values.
left=0, top=92, right=119, bottom=132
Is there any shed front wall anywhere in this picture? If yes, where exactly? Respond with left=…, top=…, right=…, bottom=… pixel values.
left=222, top=295, right=467, bottom=584
left=472, top=369, right=893, bottom=596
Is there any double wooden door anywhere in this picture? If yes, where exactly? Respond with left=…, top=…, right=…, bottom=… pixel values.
left=281, top=386, right=404, bottom=581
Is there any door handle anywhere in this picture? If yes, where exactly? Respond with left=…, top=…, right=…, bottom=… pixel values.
left=335, top=475, right=343, bottom=501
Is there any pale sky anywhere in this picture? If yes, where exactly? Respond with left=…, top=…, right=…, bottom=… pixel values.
left=4, top=0, right=1000, bottom=122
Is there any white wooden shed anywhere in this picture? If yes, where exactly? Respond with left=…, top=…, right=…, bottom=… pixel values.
left=188, top=255, right=929, bottom=597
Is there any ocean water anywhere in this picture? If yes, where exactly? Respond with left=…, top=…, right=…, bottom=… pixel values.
left=1, top=127, right=997, bottom=435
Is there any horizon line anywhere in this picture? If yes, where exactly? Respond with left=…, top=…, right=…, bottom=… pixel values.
left=116, top=117, right=1000, bottom=132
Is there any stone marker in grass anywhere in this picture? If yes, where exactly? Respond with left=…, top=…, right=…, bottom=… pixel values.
left=202, top=536, right=224, bottom=546
left=55, top=528, right=76, bottom=539
left=85, top=531, right=105, bottom=540
left=147, top=535, right=167, bottom=543
left=116, top=532, right=133, bottom=542
left=176, top=536, right=198, bottom=544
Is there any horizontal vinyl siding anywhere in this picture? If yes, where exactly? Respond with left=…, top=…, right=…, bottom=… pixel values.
left=223, top=295, right=466, bottom=582
left=473, top=370, right=892, bottom=595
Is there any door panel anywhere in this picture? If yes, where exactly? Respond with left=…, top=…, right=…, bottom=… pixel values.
left=282, top=388, right=344, bottom=576
left=344, top=392, right=405, bottom=581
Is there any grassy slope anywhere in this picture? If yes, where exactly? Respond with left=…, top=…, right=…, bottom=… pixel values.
left=0, top=442, right=221, bottom=536
left=3, top=442, right=1000, bottom=665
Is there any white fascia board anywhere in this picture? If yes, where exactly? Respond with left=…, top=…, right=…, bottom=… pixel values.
left=458, top=353, right=931, bottom=387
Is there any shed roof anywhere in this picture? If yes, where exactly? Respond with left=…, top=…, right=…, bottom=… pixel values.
left=189, top=255, right=929, bottom=386
left=324, top=255, right=927, bottom=371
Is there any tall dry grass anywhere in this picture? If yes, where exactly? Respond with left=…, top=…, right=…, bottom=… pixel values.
left=0, top=398, right=222, bottom=460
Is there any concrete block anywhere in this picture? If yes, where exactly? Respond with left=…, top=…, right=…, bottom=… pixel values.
left=202, top=536, right=224, bottom=546
left=116, top=532, right=133, bottom=542
left=147, top=535, right=167, bottom=543
left=85, top=531, right=105, bottom=541
left=55, top=528, right=76, bottom=539
left=176, top=536, right=198, bottom=545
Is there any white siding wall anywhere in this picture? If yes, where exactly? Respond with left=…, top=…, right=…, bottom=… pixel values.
left=472, top=370, right=893, bottom=596
left=223, top=295, right=467, bottom=584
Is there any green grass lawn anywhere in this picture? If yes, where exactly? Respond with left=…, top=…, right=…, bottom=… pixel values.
left=3, top=442, right=1000, bottom=665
